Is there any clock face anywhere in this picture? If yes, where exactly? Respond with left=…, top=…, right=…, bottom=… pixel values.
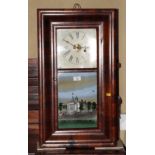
left=57, top=28, right=97, bottom=68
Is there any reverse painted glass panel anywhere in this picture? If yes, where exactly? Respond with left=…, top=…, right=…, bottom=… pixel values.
left=58, top=72, right=97, bottom=129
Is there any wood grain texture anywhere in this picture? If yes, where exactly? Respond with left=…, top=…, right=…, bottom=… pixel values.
left=29, top=78, right=38, bottom=86
left=28, top=124, right=39, bottom=153
left=28, top=58, right=39, bottom=153
left=28, top=59, right=38, bottom=78
left=29, top=110, right=39, bottom=123
left=28, top=58, right=39, bottom=110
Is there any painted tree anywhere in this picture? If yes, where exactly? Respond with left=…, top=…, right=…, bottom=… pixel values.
left=87, top=101, right=92, bottom=112
left=79, top=100, right=84, bottom=111
left=58, top=102, right=63, bottom=111
left=92, top=102, right=96, bottom=110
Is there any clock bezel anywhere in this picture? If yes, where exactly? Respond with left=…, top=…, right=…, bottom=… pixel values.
left=38, top=9, right=119, bottom=149
left=56, top=26, right=98, bottom=68
left=53, top=23, right=100, bottom=69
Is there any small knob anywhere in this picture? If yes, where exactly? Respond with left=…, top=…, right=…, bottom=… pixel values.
left=118, top=62, right=122, bottom=68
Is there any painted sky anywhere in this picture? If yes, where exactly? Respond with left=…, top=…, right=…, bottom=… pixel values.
left=58, top=72, right=97, bottom=103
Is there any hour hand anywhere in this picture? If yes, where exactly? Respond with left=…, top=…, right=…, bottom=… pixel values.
left=81, top=46, right=89, bottom=52
left=81, top=46, right=89, bottom=49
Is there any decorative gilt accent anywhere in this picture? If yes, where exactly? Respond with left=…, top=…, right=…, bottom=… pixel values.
left=106, top=93, right=111, bottom=96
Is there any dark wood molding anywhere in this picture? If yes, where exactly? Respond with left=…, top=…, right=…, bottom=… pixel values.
left=37, top=9, right=120, bottom=150
left=36, top=140, right=125, bottom=155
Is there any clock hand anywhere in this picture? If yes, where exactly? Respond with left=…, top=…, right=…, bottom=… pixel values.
left=81, top=46, right=89, bottom=52
left=76, top=45, right=89, bottom=52
left=76, top=44, right=89, bottom=50
left=81, top=46, right=89, bottom=49
left=63, top=39, right=76, bottom=49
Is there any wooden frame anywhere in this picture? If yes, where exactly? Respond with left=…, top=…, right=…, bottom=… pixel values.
left=37, top=9, right=119, bottom=150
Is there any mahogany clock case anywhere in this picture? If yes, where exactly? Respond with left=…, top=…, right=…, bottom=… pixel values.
left=37, top=9, right=120, bottom=150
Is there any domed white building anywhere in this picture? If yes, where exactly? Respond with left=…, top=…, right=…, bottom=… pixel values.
left=66, top=96, right=80, bottom=115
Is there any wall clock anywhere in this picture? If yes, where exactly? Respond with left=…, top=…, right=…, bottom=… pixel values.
left=37, top=9, right=124, bottom=154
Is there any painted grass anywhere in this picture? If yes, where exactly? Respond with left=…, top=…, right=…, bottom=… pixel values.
left=58, top=120, right=97, bottom=129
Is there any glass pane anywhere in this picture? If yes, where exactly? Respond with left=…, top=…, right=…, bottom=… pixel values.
left=58, top=72, right=97, bottom=129
left=57, top=28, right=97, bottom=68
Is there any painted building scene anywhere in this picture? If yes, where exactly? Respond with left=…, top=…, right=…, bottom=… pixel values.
left=58, top=72, right=97, bottom=129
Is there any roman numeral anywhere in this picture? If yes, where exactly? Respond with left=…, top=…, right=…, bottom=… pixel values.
left=68, top=55, right=73, bottom=62
left=63, top=50, right=71, bottom=57
left=69, top=33, right=73, bottom=40
left=76, top=57, right=79, bottom=64
left=76, top=32, right=79, bottom=39
left=81, top=33, right=85, bottom=40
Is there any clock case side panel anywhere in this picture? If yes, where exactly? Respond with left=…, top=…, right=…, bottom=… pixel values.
left=110, top=9, right=119, bottom=143
left=37, top=9, right=119, bottom=149
left=38, top=10, right=54, bottom=146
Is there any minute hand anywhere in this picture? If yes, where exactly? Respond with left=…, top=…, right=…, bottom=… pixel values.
left=63, top=39, right=74, bottom=47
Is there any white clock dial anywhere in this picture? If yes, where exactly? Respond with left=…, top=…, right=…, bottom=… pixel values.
left=57, top=28, right=97, bottom=68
